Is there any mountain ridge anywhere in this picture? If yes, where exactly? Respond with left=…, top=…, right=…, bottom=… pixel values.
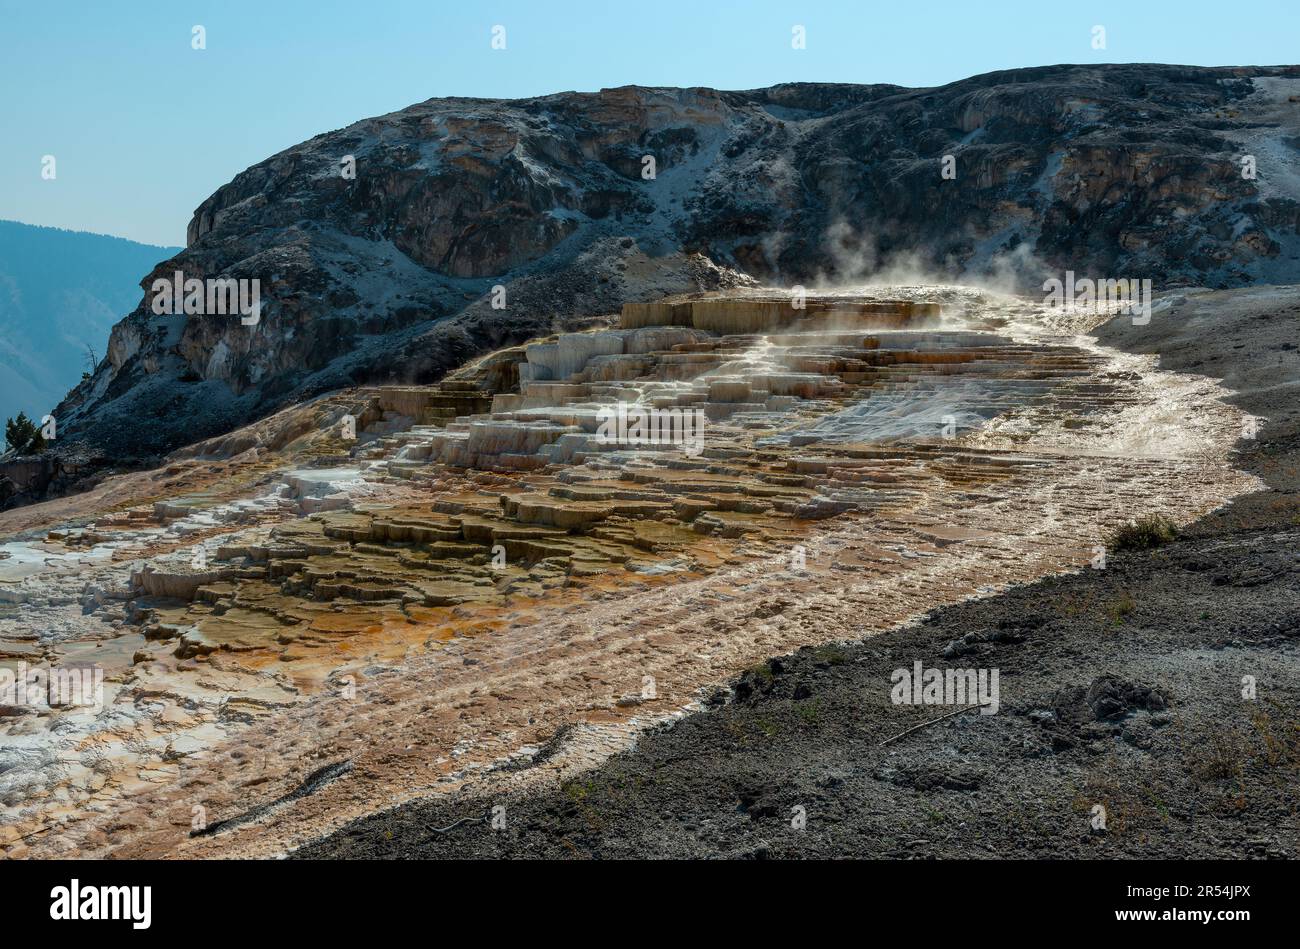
left=45, top=63, right=1300, bottom=469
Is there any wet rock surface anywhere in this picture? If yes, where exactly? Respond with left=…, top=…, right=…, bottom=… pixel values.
left=0, top=286, right=1276, bottom=858
left=293, top=289, right=1300, bottom=860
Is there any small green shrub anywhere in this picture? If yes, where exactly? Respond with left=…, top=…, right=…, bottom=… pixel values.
left=1108, top=514, right=1178, bottom=551
left=1107, top=592, right=1137, bottom=626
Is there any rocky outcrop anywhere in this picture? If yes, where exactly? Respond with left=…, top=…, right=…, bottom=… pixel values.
left=0, top=449, right=108, bottom=511
left=0, top=456, right=59, bottom=510
left=53, top=65, right=1300, bottom=468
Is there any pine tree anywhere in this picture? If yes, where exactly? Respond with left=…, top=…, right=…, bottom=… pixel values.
left=4, top=412, right=46, bottom=454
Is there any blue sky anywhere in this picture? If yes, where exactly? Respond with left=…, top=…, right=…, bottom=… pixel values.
left=3, top=0, right=1296, bottom=247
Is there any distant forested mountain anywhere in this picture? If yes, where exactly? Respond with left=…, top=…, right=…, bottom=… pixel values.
left=0, top=219, right=179, bottom=429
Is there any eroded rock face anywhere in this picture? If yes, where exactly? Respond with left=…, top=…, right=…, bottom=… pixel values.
left=52, top=67, right=1300, bottom=472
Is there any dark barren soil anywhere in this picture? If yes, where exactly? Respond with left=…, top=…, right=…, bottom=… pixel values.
left=297, top=287, right=1300, bottom=859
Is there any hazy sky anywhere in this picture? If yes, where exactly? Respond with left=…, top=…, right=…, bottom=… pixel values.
left=3, top=0, right=1296, bottom=247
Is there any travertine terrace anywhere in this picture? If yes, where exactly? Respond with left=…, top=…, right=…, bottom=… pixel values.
left=0, top=287, right=1258, bottom=858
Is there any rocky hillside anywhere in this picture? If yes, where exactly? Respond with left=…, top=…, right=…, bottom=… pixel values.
left=54, top=63, right=1300, bottom=464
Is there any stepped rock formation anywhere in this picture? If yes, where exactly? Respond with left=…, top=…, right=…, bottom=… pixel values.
left=50, top=65, right=1300, bottom=471
left=0, top=287, right=1260, bottom=858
